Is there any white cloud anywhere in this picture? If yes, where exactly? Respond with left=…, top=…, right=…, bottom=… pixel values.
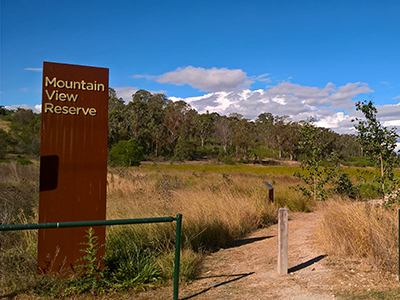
left=384, top=120, right=400, bottom=127
left=139, top=66, right=253, bottom=92
left=253, top=73, right=271, bottom=83
left=315, top=112, right=354, bottom=133
left=266, top=82, right=335, bottom=106
left=114, top=86, right=139, bottom=103
left=6, top=104, right=41, bottom=113
left=170, top=81, right=375, bottom=135
left=25, top=68, right=42, bottom=72
left=392, top=95, right=400, bottom=100
left=132, top=74, right=157, bottom=80
left=115, top=86, right=168, bottom=103
left=328, top=82, right=373, bottom=108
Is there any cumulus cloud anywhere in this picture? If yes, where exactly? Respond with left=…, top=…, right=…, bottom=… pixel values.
left=329, top=82, right=373, bottom=108
left=6, top=104, right=41, bottom=113
left=170, top=81, right=376, bottom=135
left=136, top=66, right=253, bottom=92
left=114, top=86, right=139, bottom=102
left=114, top=86, right=168, bottom=103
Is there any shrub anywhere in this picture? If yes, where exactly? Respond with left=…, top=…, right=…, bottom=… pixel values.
left=334, top=173, right=357, bottom=199
left=108, top=138, right=144, bottom=167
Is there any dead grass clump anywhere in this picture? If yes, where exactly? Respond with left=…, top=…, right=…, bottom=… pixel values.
left=317, top=198, right=398, bottom=273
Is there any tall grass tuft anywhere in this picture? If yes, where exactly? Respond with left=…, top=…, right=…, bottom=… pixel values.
left=317, top=198, right=399, bottom=273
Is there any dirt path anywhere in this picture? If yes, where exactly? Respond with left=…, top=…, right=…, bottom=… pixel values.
left=174, top=211, right=332, bottom=300
left=135, top=211, right=399, bottom=300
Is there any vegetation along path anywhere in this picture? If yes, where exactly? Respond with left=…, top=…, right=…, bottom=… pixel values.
left=136, top=210, right=399, bottom=300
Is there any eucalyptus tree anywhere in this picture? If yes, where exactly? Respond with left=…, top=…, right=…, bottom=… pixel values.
left=214, top=116, right=233, bottom=153
left=352, top=100, right=399, bottom=196
left=193, top=111, right=218, bottom=147
left=255, top=112, right=274, bottom=149
left=108, top=88, right=127, bottom=148
left=231, top=116, right=256, bottom=158
left=281, top=121, right=301, bottom=161
left=123, top=90, right=169, bottom=156
left=272, top=115, right=290, bottom=159
left=164, top=100, right=197, bottom=156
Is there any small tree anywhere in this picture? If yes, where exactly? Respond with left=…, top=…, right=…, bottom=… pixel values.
left=295, top=118, right=337, bottom=201
left=352, top=100, right=399, bottom=197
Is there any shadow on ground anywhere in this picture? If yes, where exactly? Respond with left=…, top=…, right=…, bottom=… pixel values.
left=181, top=272, right=255, bottom=300
left=288, top=255, right=327, bottom=273
left=226, top=236, right=275, bottom=249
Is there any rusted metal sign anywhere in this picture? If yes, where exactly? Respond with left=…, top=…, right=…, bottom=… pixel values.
left=38, top=62, right=108, bottom=275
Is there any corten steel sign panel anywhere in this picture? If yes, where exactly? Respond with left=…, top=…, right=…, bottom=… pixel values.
left=38, top=62, right=108, bottom=275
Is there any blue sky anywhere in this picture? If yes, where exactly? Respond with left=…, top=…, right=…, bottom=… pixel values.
left=1, top=0, right=400, bottom=134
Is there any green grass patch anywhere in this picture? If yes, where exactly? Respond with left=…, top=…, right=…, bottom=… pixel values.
left=142, top=164, right=302, bottom=176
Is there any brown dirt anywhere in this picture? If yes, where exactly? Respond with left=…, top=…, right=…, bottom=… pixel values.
left=134, top=211, right=399, bottom=300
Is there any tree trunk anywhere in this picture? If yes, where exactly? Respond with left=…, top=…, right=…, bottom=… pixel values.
left=380, top=154, right=385, bottom=196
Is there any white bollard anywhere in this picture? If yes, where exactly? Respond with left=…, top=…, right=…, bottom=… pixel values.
left=278, top=208, right=288, bottom=274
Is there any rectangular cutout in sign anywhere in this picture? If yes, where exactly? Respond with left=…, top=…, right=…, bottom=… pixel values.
left=38, top=62, right=109, bottom=276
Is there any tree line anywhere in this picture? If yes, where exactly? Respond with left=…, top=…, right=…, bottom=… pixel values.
left=0, top=89, right=397, bottom=170
left=107, top=88, right=366, bottom=165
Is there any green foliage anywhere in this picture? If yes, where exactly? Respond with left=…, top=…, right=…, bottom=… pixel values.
left=174, top=136, right=197, bottom=161
left=222, top=155, right=237, bottom=165
left=334, top=173, right=357, bottom=199
left=64, top=228, right=108, bottom=295
left=64, top=227, right=163, bottom=295
left=108, top=138, right=144, bottom=167
left=16, top=156, right=33, bottom=165
left=353, top=100, right=399, bottom=196
left=340, top=156, right=374, bottom=167
left=105, top=229, right=162, bottom=289
left=8, top=109, right=41, bottom=156
left=106, top=89, right=395, bottom=165
left=294, top=118, right=338, bottom=200
left=249, top=146, right=275, bottom=160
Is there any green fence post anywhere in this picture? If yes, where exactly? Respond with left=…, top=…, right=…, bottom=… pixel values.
left=173, top=214, right=182, bottom=300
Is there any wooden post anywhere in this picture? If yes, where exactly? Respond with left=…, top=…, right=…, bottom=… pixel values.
left=278, top=208, right=288, bottom=274
left=264, top=182, right=274, bottom=203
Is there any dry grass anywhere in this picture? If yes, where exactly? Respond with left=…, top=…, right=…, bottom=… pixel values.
left=317, top=197, right=399, bottom=273
left=0, top=118, right=11, bottom=132
left=106, top=168, right=282, bottom=251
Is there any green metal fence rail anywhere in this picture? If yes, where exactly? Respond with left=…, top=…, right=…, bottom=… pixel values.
left=0, top=214, right=183, bottom=300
